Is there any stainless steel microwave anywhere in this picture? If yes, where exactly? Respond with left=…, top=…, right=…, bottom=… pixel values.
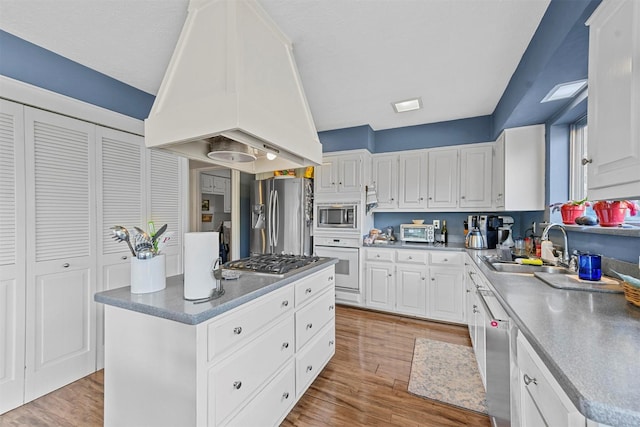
left=316, top=203, right=358, bottom=229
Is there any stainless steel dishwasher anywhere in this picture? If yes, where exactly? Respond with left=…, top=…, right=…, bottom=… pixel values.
left=476, top=288, right=511, bottom=427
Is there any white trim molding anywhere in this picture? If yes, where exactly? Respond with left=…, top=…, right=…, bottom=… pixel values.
left=0, top=75, right=144, bottom=135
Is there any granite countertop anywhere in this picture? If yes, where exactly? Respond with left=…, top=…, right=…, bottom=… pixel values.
left=95, top=257, right=338, bottom=325
left=467, top=249, right=640, bottom=427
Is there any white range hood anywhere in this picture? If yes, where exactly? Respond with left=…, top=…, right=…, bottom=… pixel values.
left=144, top=0, right=322, bottom=174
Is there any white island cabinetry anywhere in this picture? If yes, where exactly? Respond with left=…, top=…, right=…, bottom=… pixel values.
left=103, top=265, right=335, bottom=427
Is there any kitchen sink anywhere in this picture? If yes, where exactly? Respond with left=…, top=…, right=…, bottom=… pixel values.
left=480, top=256, right=573, bottom=275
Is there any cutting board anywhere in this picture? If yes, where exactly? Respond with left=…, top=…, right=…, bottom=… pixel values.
left=534, top=272, right=624, bottom=294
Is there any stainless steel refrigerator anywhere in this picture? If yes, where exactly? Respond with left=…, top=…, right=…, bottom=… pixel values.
left=250, top=177, right=313, bottom=256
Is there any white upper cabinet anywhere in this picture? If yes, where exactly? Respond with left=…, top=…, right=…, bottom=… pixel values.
left=586, top=0, right=640, bottom=199
left=398, top=152, right=428, bottom=209
left=459, top=144, right=493, bottom=209
left=493, top=125, right=545, bottom=211
left=428, top=148, right=458, bottom=209
left=314, top=151, right=369, bottom=201
left=371, top=154, right=398, bottom=209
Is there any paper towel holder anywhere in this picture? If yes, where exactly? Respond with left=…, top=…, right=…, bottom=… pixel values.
left=192, top=258, right=226, bottom=304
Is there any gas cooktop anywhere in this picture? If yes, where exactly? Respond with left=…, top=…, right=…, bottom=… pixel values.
left=223, top=254, right=320, bottom=275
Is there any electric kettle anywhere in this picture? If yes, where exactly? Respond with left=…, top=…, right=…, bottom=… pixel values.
left=465, top=228, right=485, bottom=249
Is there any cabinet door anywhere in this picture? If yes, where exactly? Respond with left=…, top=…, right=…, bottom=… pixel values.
left=224, top=177, right=231, bottom=213
left=23, top=107, right=97, bottom=403
left=148, top=149, right=184, bottom=276
left=371, top=154, right=398, bottom=209
left=212, top=176, right=226, bottom=195
left=339, top=155, right=362, bottom=192
left=492, top=135, right=505, bottom=209
left=428, top=149, right=458, bottom=209
left=398, top=153, right=428, bottom=209
left=314, top=158, right=338, bottom=193
left=587, top=0, right=640, bottom=200
left=395, top=266, right=427, bottom=316
left=365, top=263, right=394, bottom=310
left=460, top=145, right=493, bottom=208
left=200, top=174, right=214, bottom=194
left=428, top=267, right=465, bottom=324
left=0, top=99, right=27, bottom=414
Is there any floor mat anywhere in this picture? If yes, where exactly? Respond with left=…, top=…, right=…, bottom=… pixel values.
left=408, top=338, right=488, bottom=414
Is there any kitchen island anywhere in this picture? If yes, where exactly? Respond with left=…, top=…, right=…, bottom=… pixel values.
left=95, top=258, right=337, bottom=427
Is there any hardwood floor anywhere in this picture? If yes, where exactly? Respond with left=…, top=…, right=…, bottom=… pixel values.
left=0, top=305, right=489, bottom=427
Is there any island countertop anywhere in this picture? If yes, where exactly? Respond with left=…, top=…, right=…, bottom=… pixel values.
left=94, top=257, right=338, bottom=325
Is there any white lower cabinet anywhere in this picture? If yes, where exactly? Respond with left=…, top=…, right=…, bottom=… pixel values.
left=364, top=248, right=465, bottom=324
left=517, top=333, right=586, bottom=427
left=103, top=265, right=335, bottom=427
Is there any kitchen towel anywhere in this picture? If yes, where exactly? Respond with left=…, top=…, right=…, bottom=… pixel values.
left=184, top=232, right=220, bottom=300
left=365, top=185, right=378, bottom=214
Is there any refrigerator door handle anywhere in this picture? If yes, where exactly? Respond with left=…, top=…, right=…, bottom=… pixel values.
left=273, top=190, right=279, bottom=247
left=268, top=189, right=274, bottom=251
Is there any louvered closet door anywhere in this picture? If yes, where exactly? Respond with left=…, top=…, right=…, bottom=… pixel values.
left=96, top=127, right=145, bottom=292
left=0, top=99, right=27, bottom=414
left=23, top=107, right=97, bottom=402
left=148, top=149, right=184, bottom=276
left=95, top=127, right=145, bottom=370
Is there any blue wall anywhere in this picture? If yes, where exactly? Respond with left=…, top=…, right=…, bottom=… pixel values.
left=0, top=30, right=154, bottom=120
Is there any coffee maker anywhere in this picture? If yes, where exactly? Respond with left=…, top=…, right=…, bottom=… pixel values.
left=476, top=215, right=500, bottom=249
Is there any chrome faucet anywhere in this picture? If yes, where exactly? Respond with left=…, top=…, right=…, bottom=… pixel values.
left=541, top=223, right=570, bottom=265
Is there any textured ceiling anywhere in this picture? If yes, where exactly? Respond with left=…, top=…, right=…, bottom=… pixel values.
left=0, top=0, right=550, bottom=132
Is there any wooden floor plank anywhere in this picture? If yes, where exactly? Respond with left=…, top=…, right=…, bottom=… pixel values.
left=0, top=305, right=490, bottom=427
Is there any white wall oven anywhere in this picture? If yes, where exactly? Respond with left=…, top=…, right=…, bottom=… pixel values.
left=314, top=236, right=360, bottom=292
left=316, top=203, right=358, bottom=231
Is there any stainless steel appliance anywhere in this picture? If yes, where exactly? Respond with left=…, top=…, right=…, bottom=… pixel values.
left=223, top=254, right=320, bottom=276
left=250, top=178, right=313, bottom=256
left=476, top=288, right=511, bottom=427
left=316, top=203, right=358, bottom=230
left=400, top=224, right=435, bottom=243
left=314, top=236, right=360, bottom=292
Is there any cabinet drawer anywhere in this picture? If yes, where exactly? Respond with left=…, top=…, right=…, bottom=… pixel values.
left=224, top=360, right=295, bottom=427
left=208, top=286, right=294, bottom=361
left=396, top=250, right=428, bottom=264
left=429, top=251, right=464, bottom=266
left=296, top=320, right=336, bottom=397
left=294, top=267, right=334, bottom=307
left=295, top=287, right=336, bottom=351
left=209, top=315, right=294, bottom=425
left=517, top=334, right=581, bottom=427
left=365, top=248, right=394, bottom=262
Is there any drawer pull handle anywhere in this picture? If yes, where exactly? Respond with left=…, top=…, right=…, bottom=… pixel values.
left=473, top=308, right=479, bottom=314
left=282, top=300, right=289, bottom=307
left=306, top=365, right=313, bottom=373
left=376, top=254, right=380, bottom=258
left=121, top=255, right=128, bottom=260
left=329, top=340, right=335, bottom=346
left=408, top=256, right=413, bottom=260
left=431, top=277, right=435, bottom=281
left=282, top=342, right=289, bottom=349
left=329, top=305, right=334, bottom=311
left=62, top=263, right=70, bottom=268
left=306, top=323, right=313, bottom=330
left=305, top=288, right=312, bottom=294
left=523, top=374, right=537, bottom=386
left=233, top=327, right=243, bottom=335
left=282, top=392, right=290, bottom=400
left=233, top=381, right=242, bottom=390
left=328, top=276, right=334, bottom=281
left=443, top=258, right=448, bottom=262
